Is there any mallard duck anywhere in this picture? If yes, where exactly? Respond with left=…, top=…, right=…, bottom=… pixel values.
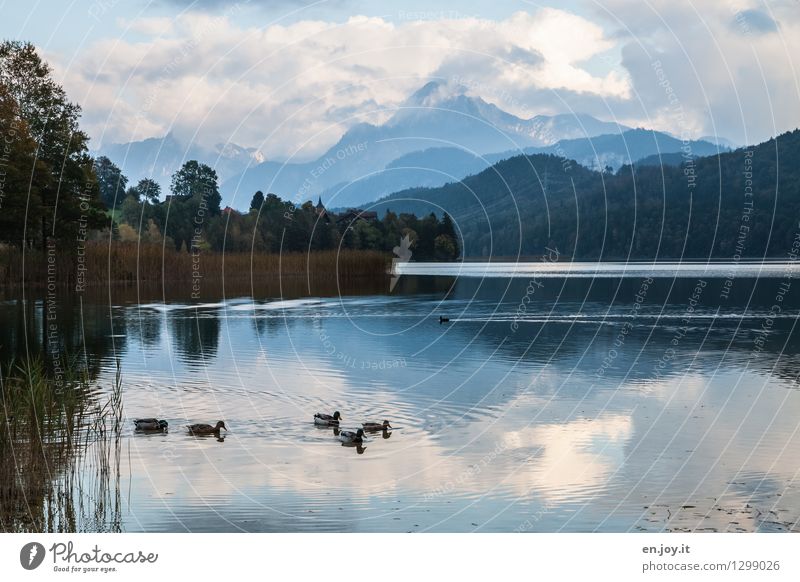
left=186, top=421, right=227, bottom=436
left=314, top=411, right=342, bottom=426
left=362, top=420, right=392, bottom=431
left=337, top=428, right=365, bottom=444
left=134, top=418, right=168, bottom=432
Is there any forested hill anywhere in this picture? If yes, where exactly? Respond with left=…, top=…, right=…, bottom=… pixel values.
left=374, top=129, right=800, bottom=259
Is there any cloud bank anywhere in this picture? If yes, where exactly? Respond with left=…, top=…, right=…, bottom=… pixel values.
left=55, top=2, right=800, bottom=160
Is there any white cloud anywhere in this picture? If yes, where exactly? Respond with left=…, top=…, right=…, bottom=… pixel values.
left=117, top=16, right=176, bottom=37
left=594, top=0, right=800, bottom=145
left=56, top=9, right=629, bottom=160
left=54, top=2, right=800, bottom=159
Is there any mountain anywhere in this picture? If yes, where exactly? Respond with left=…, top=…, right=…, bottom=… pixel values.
left=634, top=152, right=691, bottom=167
left=323, top=147, right=491, bottom=210
left=220, top=81, right=630, bottom=208
left=100, top=82, right=731, bottom=212
left=368, top=129, right=800, bottom=259
left=361, top=128, right=726, bottom=213
left=95, top=133, right=264, bottom=199
left=379, top=81, right=631, bottom=152
left=519, top=128, right=725, bottom=171
left=700, top=135, right=739, bottom=149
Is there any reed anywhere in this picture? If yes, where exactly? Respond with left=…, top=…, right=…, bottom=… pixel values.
left=0, top=357, right=123, bottom=532
left=0, top=242, right=390, bottom=289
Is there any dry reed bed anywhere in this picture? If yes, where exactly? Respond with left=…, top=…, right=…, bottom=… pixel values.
left=0, top=243, right=391, bottom=288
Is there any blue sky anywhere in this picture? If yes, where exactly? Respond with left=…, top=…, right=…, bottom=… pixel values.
left=3, top=1, right=582, bottom=50
left=1, top=0, right=798, bottom=158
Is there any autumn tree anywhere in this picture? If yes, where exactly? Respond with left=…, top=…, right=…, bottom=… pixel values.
left=0, top=85, right=47, bottom=246
left=0, top=41, right=105, bottom=247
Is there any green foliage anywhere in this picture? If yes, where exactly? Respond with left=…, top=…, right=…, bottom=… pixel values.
left=250, top=190, right=265, bottom=212
left=94, top=156, right=128, bottom=208
left=111, top=187, right=459, bottom=259
left=170, top=160, right=222, bottom=213
left=132, top=178, right=160, bottom=204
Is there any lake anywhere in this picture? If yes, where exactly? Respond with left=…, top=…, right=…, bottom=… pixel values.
left=2, top=262, right=800, bottom=532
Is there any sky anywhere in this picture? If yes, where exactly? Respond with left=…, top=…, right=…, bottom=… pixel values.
left=1, top=0, right=798, bottom=161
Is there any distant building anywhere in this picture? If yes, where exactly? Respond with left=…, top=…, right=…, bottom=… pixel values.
left=315, top=197, right=332, bottom=223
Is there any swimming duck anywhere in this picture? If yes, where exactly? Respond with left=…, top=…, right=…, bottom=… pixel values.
left=337, top=428, right=365, bottom=444
left=362, top=420, right=392, bottom=431
left=314, top=411, right=342, bottom=426
left=134, top=418, right=168, bottom=432
left=439, top=316, right=450, bottom=324
left=186, top=421, right=227, bottom=436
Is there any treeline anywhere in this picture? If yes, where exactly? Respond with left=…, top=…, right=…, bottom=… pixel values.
left=107, top=163, right=460, bottom=260
left=0, top=41, right=460, bottom=267
left=377, top=131, right=800, bottom=259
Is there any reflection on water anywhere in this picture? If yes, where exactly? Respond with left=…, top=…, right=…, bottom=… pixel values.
left=396, top=260, right=800, bottom=278
left=2, top=270, right=800, bottom=532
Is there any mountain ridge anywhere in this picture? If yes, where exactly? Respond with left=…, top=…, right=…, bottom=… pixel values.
left=365, top=129, right=800, bottom=259
left=97, top=81, right=732, bottom=211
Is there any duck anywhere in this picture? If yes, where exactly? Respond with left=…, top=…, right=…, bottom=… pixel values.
left=362, top=420, right=392, bottom=432
left=439, top=316, right=450, bottom=324
left=186, top=421, right=227, bottom=436
left=134, top=418, right=168, bottom=432
left=314, top=411, right=342, bottom=426
left=337, top=428, right=365, bottom=444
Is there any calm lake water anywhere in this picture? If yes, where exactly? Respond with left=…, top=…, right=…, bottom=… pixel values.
left=3, top=262, right=800, bottom=532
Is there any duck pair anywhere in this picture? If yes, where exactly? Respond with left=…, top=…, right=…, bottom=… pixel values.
left=315, top=412, right=392, bottom=444
left=336, top=423, right=392, bottom=445
left=314, top=412, right=392, bottom=430
left=134, top=418, right=227, bottom=436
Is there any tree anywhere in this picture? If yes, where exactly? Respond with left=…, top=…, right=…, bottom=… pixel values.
left=348, top=220, right=380, bottom=250
left=120, top=194, right=143, bottom=230
left=415, top=213, right=439, bottom=260
left=434, top=234, right=457, bottom=261
left=170, top=160, right=221, bottom=214
left=0, top=41, right=105, bottom=247
left=124, top=186, right=139, bottom=201
left=94, top=156, right=128, bottom=208
left=133, top=178, right=161, bottom=204
left=0, top=85, right=46, bottom=247
left=250, top=190, right=264, bottom=212
left=439, top=212, right=460, bottom=259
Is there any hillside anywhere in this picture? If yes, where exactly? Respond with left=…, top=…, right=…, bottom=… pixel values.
left=372, top=129, right=800, bottom=259
left=521, top=128, right=723, bottom=171
left=324, top=147, right=491, bottom=210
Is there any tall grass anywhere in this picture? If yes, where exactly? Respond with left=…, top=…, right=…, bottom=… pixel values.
left=0, top=242, right=390, bottom=289
left=0, top=358, right=123, bottom=532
